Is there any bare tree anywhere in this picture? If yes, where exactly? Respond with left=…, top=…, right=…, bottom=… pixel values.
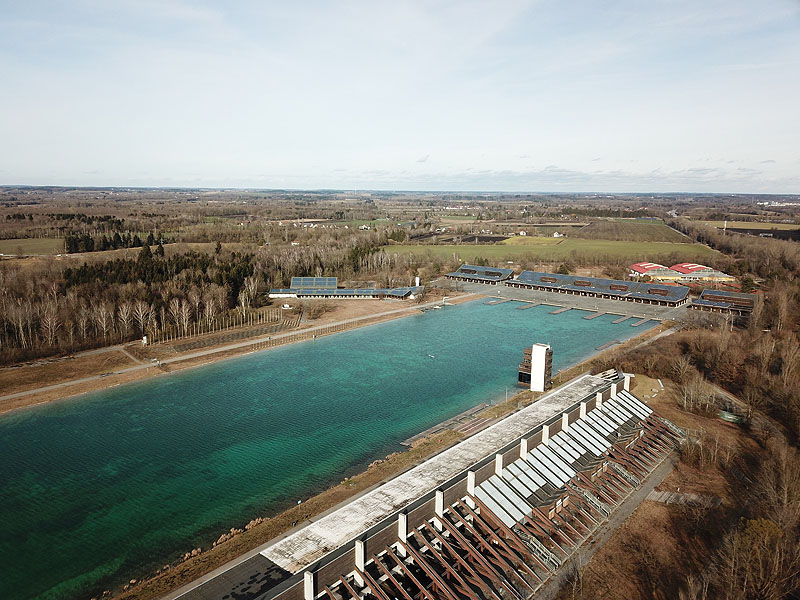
left=117, top=301, right=132, bottom=341
left=40, top=302, right=61, bottom=347
left=93, top=304, right=113, bottom=342
left=168, top=298, right=182, bottom=333
left=77, top=304, right=91, bottom=342
left=132, top=301, right=151, bottom=337
left=188, top=287, right=203, bottom=322
left=179, top=301, right=192, bottom=335
left=780, top=335, right=800, bottom=386
left=203, top=296, right=217, bottom=329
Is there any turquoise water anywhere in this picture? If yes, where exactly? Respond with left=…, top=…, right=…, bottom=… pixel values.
left=0, top=301, right=654, bottom=600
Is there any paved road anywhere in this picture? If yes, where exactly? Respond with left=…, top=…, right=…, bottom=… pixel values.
left=0, top=295, right=477, bottom=404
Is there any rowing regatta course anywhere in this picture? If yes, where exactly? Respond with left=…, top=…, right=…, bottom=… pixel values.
left=0, top=300, right=655, bottom=600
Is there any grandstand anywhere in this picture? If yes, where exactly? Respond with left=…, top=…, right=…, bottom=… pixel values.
left=506, top=271, right=689, bottom=306
left=690, top=289, right=757, bottom=315
left=177, top=372, right=683, bottom=600
left=269, top=277, right=424, bottom=300
left=446, top=264, right=515, bottom=285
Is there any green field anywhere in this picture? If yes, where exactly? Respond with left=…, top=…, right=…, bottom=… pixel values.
left=571, top=221, right=688, bottom=243
left=0, top=238, right=64, bottom=255
left=384, top=239, right=720, bottom=263
left=700, top=220, right=800, bottom=230
left=500, top=236, right=561, bottom=246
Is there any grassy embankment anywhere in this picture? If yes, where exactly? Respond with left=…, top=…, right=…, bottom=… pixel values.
left=0, top=237, right=64, bottom=254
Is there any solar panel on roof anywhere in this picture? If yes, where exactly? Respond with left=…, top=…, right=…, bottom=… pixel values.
left=290, top=277, right=338, bottom=289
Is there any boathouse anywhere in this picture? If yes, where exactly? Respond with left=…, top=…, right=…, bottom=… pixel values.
left=446, top=265, right=515, bottom=285
left=269, top=277, right=424, bottom=300
left=506, top=271, right=689, bottom=307
left=690, top=289, right=757, bottom=316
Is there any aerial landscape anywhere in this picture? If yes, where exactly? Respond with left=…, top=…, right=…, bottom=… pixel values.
left=2, top=2, right=800, bottom=600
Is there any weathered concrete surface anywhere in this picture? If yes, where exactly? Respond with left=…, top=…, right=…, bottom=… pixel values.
left=260, top=374, right=608, bottom=573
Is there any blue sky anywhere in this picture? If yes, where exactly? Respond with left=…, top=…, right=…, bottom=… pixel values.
left=1, top=0, right=799, bottom=192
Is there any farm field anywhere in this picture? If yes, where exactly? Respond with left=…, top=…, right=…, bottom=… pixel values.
left=500, top=236, right=561, bottom=246
left=571, top=220, right=689, bottom=242
left=0, top=237, right=64, bottom=255
left=699, top=220, right=800, bottom=230
left=384, top=239, right=720, bottom=262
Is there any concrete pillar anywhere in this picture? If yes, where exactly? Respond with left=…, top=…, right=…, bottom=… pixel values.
left=304, top=571, right=315, bottom=600
left=494, top=454, right=503, bottom=476
left=397, top=513, right=407, bottom=557
left=624, top=374, right=631, bottom=391
left=596, top=391, right=603, bottom=408
left=580, top=401, right=587, bottom=418
left=466, top=471, right=476, bottom=508
left=562, top=412, right=569, bottom=430
left=611, top=382, right=618, bottom=396
left=435, top=490, right=444, bottom=531
left=520, top=437, right=528, bottom=460
left=542, top=423, right=550, bottom=445
left=353, top=540, right=365, bottom=586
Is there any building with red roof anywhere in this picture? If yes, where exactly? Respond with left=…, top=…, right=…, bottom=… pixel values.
left=669, top=263, right=735, bottom=282
left=628, top=262, right=682, bottom=281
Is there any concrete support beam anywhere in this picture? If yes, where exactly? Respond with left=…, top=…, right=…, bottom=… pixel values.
left=397, top=513, right=407, bottom=557
left=304, top=571, right=315, bottom=600
left=520, top=437, right=528, bottom=460
left=466, top=471, right=476, bottom=508
left=354, top=540, right=365, bottom=586
left=495, top=453, right=503, bottom=476
left=435, top=490, right=444, bottom=531
left=624, top=374, right=631, bottom=391
left=580, top=401, right=587, bottom=418
left=596, top=391, right=603, bottom=408
left=562, top=412, right=569, bottom=430
left=611, top=382, right=619, bottom=396
left=542, top=423, right=550, bottom=445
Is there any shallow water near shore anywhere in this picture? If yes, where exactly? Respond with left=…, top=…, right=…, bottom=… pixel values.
left=0, top=300, right=655, bottom=600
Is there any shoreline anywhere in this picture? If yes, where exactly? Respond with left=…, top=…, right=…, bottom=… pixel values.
left=0, top=293, right=479, bottom=417
left=111, top=317, right=673, bottom=600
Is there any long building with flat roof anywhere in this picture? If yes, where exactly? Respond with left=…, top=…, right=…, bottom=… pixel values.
left=506, top=271, right=689, bottom=306
left=690, top=289, right=757, bottom=315
left=446, top=264, right=515, bottom=284
left=269, top=277, right=424, bottom=300
left=175, top=373, right=682, bottom=600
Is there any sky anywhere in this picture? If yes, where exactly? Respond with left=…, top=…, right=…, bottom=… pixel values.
left=1, top=0, right=799, bottom=193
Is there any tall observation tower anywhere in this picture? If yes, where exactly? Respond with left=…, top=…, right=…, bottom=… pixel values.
left=518, top=343, right=553, bottom=392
